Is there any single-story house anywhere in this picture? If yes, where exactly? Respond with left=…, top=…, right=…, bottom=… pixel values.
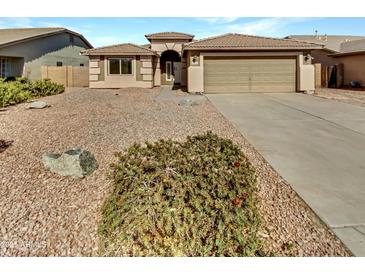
left=285, top=34, right=365, bottom=67
left=286, top=34, right=365, bottom=87
left=328, top=39, right=365, bottom=87
left=81, top=32, right=322, bottom=93
left=0, top=28, right=93, bottom=79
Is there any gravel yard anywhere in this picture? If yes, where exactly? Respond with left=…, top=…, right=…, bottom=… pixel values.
left=0, top=87, right=350, bottom=256
left=314, top=88, right=365, bottom=107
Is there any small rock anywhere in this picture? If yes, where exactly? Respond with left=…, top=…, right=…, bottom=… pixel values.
left=26, top=101, right=49, bottom=109
left=42, top=148, right=98, bottom=178
left=178, top=98, right=199, bottom=107
left=258, top=231, right=270, bottom=238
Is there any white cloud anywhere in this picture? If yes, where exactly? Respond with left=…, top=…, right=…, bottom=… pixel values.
left=226, top=17, right=311, bottom=36
left=198, top=17, right=239, bottom=24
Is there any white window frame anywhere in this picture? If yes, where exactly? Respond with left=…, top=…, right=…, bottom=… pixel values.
left=166, top=61, right=172, bottom=81
left=108, top=57, right=133, bottom=76
left=0, top=57, right=12, bottom=78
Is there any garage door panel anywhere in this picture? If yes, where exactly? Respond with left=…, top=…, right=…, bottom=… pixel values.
left=206, top=75, right=250, bottom=83
left=204, top=57, right=296, bottom=93
left=205, top=84, right=250, bottom=93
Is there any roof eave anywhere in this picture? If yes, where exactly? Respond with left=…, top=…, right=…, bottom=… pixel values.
left=0, top=29, right=63, bottom=49
left=319, top=47, right=338, bottom=54
left=0, top=28, right=93, bottom=49
left=145, top=37, right=194, bottom=42
left=82, top=51, right=158, bottom=56
left=329, top=50, right=365, bottom=57
left=183, top=46, right=322, bottom=52
left=64, top=29, right=93, bottom=49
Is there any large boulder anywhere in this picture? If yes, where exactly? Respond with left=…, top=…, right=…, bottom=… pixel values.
left=42, top=148, right=98, bottom=178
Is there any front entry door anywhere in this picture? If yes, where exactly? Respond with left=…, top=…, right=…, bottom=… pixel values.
left=173, top=62, right=181, bottom=84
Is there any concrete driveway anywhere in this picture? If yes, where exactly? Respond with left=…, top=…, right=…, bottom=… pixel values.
left=207, top=92, right=365, bottom=256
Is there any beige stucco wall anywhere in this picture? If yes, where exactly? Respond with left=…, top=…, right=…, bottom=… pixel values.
left=187, top=51, right=204, bottom=93
left=88, top=55, right=154, bottom=89
left=334, top=54, right=365, bottom=86
left=181, top=57, right=187, bottom=86
left=297, top=53, right=315, bottom=91
left=152, top=56, right=161, bottom=86
left=186, top=50, right=315, bottom=93
left=150, top=39, right=189, bottom=55
left=150, top=39, right=189, bottom=87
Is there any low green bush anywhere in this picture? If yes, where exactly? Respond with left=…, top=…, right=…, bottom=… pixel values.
left=0, top=78, right=64, bottom=107
left=30, top=79, right=65, bottom=97
left=99, top=132, right=266, bottom=256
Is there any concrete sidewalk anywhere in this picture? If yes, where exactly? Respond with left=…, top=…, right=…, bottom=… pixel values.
left=155, top=85, right=206, bottom=104
left=207, top=92, right=365, bottom=256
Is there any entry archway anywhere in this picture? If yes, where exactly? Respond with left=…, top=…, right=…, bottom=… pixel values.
left=160, top=50, right=181, bottom=85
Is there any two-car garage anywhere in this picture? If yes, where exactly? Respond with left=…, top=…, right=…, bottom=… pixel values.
left=203, top=56, right=297, bottom=93
left=184, top=33, right=320, bottom=94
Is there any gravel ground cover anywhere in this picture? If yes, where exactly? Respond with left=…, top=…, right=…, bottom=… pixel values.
left=0, top=87, right=350, bottom=256
left=314, top=88, right=365, bottom=107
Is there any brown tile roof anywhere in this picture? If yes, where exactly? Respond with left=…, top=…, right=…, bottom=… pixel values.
left=139, top=44, right=151, bottom=49
left=0, top=27, right=93, bottom=49
left=81, top=43, right=158, bottom=56
left=145, top=32, right=194, bottom=41
left=183, top=33, right=323, bottom=51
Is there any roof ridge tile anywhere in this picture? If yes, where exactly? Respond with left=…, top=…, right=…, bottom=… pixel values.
left=81, top=42, right=158, bottom=56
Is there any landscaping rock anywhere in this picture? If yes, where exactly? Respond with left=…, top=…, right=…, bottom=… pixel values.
left=26, top=101, right=49, bottom=109
left=42, top=148, right=98, bottom=178
left=0, top=140, right=13, bottom=153
left=178, top=98, right=200, bottom=107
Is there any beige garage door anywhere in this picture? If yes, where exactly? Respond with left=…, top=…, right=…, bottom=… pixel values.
left=204, top=57, right=297, bottom=93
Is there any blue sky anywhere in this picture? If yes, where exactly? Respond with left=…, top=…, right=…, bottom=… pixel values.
left=1, top=17, right=365, bottom=47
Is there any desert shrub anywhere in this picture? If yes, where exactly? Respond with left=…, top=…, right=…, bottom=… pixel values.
left=30, top=78, right=64, bottom=97
left=99, top=132, right=265, bottom=256
left=0, top=78, right=64, bottom=107
left=0, top=78, right=32, bottom=107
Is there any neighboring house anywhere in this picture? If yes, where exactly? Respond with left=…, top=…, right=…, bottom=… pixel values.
left=0, top=28, right=93, bottom=79
left=81, top=32, right=321, bottom=93
left=286, top=34, right=365, bottom=87
left=329, top=39, right=365, bottom=86
left=285, top=35, right=365, bottom=66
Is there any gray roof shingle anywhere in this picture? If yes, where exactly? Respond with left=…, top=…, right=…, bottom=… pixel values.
left=340, top=38, right=365, bottom=53
left=0, top=27, right=93, bottom=49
